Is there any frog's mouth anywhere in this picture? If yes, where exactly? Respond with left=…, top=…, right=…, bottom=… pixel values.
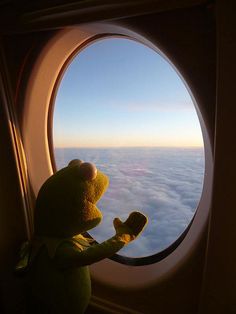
left=81, top=215, right=102, bottom=232
left=79, top=201, right=103, bottom=232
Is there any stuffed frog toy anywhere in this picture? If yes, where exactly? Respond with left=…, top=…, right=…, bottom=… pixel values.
left=16, top=159, right=148, bottom=313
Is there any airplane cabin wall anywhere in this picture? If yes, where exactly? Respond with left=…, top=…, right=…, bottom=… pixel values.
left=199, top=1, right=236, bottom=313
left=1, top=1, right=235, bottom=313
left=0, top=68, right=28, bottom=312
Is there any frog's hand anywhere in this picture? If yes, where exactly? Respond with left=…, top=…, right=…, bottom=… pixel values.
left=54, top=211, right=148, bottom=270
left=114, top=211, right=148, bottom=244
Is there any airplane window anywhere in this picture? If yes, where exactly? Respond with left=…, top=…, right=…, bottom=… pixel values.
left=52, top=37, right=205, bottom=262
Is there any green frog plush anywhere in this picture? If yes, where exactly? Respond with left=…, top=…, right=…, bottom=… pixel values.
left=17, top=159, right=148, bottom=313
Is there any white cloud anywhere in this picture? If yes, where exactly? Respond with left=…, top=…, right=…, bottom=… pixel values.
left=55, top=147, right=204, bottom=258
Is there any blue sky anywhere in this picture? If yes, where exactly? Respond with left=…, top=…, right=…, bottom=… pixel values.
left=53, top=37, right=203, bottom=148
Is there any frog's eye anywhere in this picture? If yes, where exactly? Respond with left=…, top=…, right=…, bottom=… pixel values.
left=68, top=159, right=83, bottom=167
left=77, top=162, right=97, bottom=181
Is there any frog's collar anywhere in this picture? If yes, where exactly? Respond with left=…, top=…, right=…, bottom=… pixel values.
left=32, top=234, right=94, bottom=259
left=15, top=234, right=94, bottom=274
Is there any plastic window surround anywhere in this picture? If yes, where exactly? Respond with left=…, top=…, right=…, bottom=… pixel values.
left=22, top=23, right=213, bottom=288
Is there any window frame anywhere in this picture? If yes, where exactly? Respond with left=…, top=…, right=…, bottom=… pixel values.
left=22, top=23, right=213, bottom=288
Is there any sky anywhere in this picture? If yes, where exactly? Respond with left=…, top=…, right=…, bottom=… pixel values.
left=53, top=37, right=203, bottom=148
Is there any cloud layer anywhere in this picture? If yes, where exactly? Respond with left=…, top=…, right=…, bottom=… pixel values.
left=55, top=147, right=204, bottom=258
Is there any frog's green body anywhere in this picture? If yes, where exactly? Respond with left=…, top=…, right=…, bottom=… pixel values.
left=24, top=160, right=147, bottom=314
left=27, top=236, right=92, bottom=313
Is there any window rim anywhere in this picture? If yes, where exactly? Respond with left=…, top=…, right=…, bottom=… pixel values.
left=22, top=23, right=213, bottom=288
left=49, top=34, right=203, bottom=265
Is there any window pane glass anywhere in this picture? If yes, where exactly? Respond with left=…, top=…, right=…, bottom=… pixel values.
left=53, top=38, right=204, bottom=258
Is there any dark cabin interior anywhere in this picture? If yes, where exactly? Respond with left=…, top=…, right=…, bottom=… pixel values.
left=0, top=1, right=236, bottom=313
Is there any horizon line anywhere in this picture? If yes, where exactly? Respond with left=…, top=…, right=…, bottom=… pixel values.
left=54, top=145, right=204, bottom=149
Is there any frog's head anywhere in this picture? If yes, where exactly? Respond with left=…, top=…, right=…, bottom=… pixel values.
left=34, top=160, right=109, bottom=237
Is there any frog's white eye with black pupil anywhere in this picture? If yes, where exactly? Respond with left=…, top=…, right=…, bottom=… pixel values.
left=68, top=159, right=83, bottom=167
left=78, top=162, right=97, bottom=181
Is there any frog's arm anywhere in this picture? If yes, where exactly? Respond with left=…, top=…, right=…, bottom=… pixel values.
left=54, top=211, right=147, bottom=269
left=54, top=235, right=125, bottom=269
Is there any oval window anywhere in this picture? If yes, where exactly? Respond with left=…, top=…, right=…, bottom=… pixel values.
left=52, top=37, right=205, bottom=260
